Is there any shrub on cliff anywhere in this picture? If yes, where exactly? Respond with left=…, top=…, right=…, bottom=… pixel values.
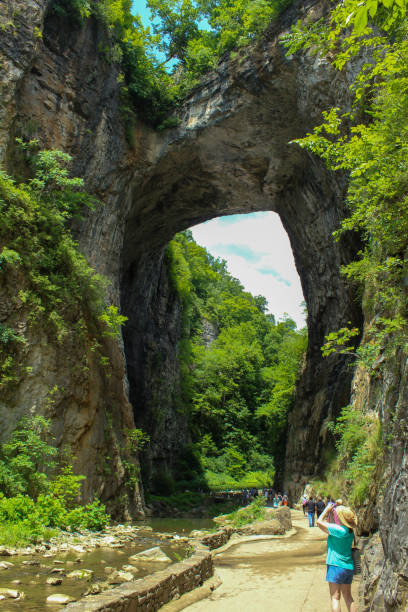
left=0, top=141, right=126, bottom=392
left=0, top=416, right=110, bottom=546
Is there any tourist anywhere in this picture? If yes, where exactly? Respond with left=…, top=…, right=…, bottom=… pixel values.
left=316, top=496, right=325, bottom=517
left=317, top=503, right=358, bottom=612
left=302, top=494, right=307, bottom=515
left=242, top=488, right=249, bottom=505
left=307, top=496, right=316, bottom=527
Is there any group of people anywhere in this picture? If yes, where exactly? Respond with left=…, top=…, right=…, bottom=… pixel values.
left=302, top=494, right=327, bottom=526
left=302, top=494, right=359, bottom=612
left=242, top=488, right=288, bottom=507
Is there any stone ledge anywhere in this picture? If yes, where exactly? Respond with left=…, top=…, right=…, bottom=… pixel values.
left=64, top=545, right=212, bottom=612
left=200, top=527, right=234, bottom=550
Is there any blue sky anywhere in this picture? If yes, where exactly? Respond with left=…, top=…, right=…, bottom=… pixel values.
left=191, top=213, right=305, bottom=327
left=132, top=0, right=151, bottom=26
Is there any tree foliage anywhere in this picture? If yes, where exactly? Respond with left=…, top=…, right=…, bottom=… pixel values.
left=0, top=416, right=110, bottom=545
left=166, top=231, right=307, bottom=490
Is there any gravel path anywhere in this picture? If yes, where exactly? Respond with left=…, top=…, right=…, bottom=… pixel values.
left=185, top=510, right=360, bottom=612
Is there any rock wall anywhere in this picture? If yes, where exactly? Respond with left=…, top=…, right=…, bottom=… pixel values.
left=352, top=351, right=408, bottom=610
left=0, top=0, right=145, bottom=517
left=122, top=251, right=189, bottom=486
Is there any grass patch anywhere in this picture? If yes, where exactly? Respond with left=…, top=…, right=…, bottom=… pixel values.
left=0, top=522, right=58, bottom=548
left=223, top=496, right=266, bottom=528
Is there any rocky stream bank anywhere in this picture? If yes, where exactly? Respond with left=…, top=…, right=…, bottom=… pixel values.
left=0, top=508, right=292, bottom=610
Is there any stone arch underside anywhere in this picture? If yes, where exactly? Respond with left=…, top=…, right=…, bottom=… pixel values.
left=120, top=30, right=363, bottom=495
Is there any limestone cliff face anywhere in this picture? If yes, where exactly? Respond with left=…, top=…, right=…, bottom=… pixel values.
left=0, top=0, right=406, bottom=606
left=0, top=0, right=145, bottom=518
left=351, top=353, right=408, bottom=611
left=120, top=0, right=363, bottom=496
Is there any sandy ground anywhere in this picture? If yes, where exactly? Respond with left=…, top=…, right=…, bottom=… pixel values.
left=184, top=510, right=360, bottom=612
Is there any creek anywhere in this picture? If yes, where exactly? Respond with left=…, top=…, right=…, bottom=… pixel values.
left=0, top=518, right=215, bottom=611
left=142, top=518, right=215, bottom=534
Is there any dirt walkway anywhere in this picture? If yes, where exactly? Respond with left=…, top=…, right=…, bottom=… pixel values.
left=184, top=510, right=360, bottom=612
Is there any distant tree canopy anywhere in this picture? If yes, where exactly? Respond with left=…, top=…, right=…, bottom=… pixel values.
left=166, top=231, right=307, bottom=491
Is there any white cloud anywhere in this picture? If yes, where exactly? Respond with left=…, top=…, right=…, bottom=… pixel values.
left=190, top=212, right=306, bottom=328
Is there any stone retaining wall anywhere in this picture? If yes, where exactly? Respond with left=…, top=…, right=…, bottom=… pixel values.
left=65, top=508, right=291, bottom=611
left=64, top=546, right=212, bottom=612
left=200, top=527, right=234, bottom=550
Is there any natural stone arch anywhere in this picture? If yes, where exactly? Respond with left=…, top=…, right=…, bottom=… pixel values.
left=120, top=19, right=363, bottom=494
left=0, top=0, right=362, bottom=499
left=3, top=3, right=407, bottom=605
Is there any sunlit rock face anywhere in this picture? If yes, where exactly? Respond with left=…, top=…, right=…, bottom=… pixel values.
left=0, top=0, right=406, bottom=607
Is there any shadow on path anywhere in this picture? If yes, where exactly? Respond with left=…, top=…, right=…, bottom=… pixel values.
left=184, top=510, right=360, bottom=612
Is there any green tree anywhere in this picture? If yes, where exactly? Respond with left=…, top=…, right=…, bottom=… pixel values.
left=147, top=0, right=201, bottom=64
left=164, top=231, right=307, bottom=491
left=56, top=0, right=295, bottom=125
left=0, top=416, right=57, bottom=499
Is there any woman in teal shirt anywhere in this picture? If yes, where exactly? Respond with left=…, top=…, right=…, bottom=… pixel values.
left=317, top=503, right=358, bottom=612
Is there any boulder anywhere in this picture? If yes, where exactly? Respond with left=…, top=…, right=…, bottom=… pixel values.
left=46, top=576, right=63, bottom=586
left=129, top=547, right=171, bottom=563
left=264, top=507, right=292, bottom=531
left=66, top=569, right=93, bottom=580
left=189, top=530, right=206, bottom=537
left=108, top=570, right=134, bottom=584
left=84, top=583, right=104, bottom=596
left=0, top=589, right=23, bottom=599
left=46, top=594, right=76, bottom=604
left=49, top=568, right=66, bottom=575
left=122, top=564, right=139, bottom=573
left=22, top=559, right=40, bottom=566
left=238, top=519, right=285, bottom=536
left=0, top=562, right=13, bottom=570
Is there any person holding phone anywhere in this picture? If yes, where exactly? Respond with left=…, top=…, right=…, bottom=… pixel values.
left=317, top=502, right=358, bottom=611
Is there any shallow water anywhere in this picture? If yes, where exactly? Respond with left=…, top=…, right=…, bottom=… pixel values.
left=142, top=517, right=215, bottom=534
left=0, top=531, right=191, bottom=611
